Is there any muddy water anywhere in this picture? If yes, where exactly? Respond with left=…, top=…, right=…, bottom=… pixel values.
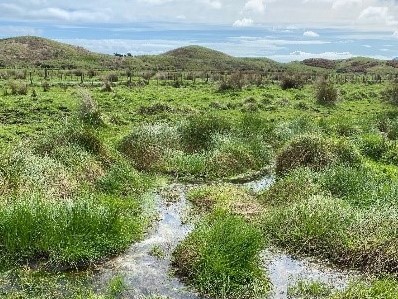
left=97, top=177, right=356, bottom=298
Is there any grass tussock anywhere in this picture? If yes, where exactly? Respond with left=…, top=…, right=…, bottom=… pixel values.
left=173, top=210, right=269, bottom=299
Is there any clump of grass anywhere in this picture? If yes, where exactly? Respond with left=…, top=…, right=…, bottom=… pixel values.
left=275, top=135, right=361, bottom=176
left=288, top=280, right=333, bottom=298
left=173, top=210, right=269, bottom=299
left=96, top=161, right=152, bottom=197
left=262, top=195, right=352, bottom=258
left=275, top=135, right=333, bottom=175
left=209, top=135, right=271, bottom=178
left=8, top=80, right=28, bottom=95
left=119, top=123, right=180, bottom=171
left=382, top=80, right=398, bottom=105
left=331, top=277, right=398, bottom=299
left=357, top=133, right=389, bottom=161
left=258, top=167, right=320, bottom=206
left=77, top=89, right=104, bottom=127
left=179, top=114, right=231, bottom=153
left=0, top=193, right=144, bottom=267
left=187, top=184, right=262, bottom=218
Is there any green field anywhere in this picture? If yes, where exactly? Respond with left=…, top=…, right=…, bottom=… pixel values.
left=1, top=37, right=398, bottom=298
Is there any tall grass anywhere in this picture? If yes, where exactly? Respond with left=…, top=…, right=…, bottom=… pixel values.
left=173, top=210, right=269, bottom=298
left=0, top=194, right=143, bottom=267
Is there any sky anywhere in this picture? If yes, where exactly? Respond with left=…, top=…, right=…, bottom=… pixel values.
left=0, top=0, right=397, bottom=62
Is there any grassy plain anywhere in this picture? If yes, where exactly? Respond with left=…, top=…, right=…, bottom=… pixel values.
left=0, top=59, right=398, bottom=298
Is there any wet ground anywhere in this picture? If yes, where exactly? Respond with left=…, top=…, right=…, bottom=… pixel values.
left=97, top=177, right=357, bottom=298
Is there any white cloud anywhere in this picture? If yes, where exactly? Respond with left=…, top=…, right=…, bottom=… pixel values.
left=244, top=0, right=266, bottom=14
left=303, top=30, right=319, bottom=37
left=0, top=25, right=42, bottom=37
left=393, top=31, right=398, bottom=39
left=332, top=0, right=362, bottom=10
left=201, top=0, right=222, bottom=9
left=358, top=6, right=397, bottom=26
left=233, top=18, right=254, bottom=27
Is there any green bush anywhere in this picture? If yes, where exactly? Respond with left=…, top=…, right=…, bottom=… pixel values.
left=8, top=80, right=28, bottom=95
left=383, top=81, right=398, bottom=105
left=357, top=133, right=389, bottom=160
left=173, top=211, right=269, bottom=298
left=315, top=79, right=339, bottom=105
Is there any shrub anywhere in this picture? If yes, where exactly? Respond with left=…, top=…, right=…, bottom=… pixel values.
left=383, top=81, right=398, bottom=105
left=105, top=73, right=119, bottom=83
left=8, top=80, right=28, bottom=95
left=173, top=210, right=269, bottom=298
left=280, top=75, right=303, bottom=90
left=315, top=79, right=338, bottom=105
left=218, top=72, right=245, bottom=91
left=42, top=80, right=50, bottom=92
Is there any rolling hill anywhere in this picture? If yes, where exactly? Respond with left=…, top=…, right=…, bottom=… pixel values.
left=0, top=36, right=397, bottom=74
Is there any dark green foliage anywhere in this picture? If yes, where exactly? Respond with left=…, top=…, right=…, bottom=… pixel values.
left=280, top=75, right=304, bottom=90
left=383, top=81, right=398, bottom=105
left=173, top=210, right=269, bottom=298
left=357, top=133, right=389, bottom=160
left=315, top=79, right=338, bottom=105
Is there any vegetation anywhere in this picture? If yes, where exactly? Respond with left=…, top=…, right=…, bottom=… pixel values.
left=172, top=211, right=269, bottom=298
left=0, top=36, right=398, bottom=297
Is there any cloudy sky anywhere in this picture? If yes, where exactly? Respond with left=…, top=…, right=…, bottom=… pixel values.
left=0, top=0, right=397, bottom=61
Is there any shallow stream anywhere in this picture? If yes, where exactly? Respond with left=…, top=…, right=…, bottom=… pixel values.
left=97, top=177, right=357, bottom=298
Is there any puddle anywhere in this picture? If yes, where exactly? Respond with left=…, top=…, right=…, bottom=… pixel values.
left=96, top=177, right=357, bottom=298
left=263, top=249, right=356, bottom=299
left=244, top=175, right=275, bottom=193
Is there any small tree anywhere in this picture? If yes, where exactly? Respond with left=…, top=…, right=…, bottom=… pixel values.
left=315, top=79, right=338, bottom=105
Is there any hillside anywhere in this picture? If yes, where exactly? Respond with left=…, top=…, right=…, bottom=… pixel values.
left=0, top=36, right=396, bottom=74
left=0, top=36, right=110, bottom=69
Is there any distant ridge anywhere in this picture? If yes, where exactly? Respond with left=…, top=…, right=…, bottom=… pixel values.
left=0, top=36, right=397, bottom=74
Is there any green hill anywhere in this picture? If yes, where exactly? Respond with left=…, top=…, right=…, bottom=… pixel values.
left=0, top=36, right=396, bottom=74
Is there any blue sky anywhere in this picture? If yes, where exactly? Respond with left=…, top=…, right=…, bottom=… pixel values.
left=0, top=0, right=397, bottom=62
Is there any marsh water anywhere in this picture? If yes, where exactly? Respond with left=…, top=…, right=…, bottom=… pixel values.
left=97, top=177, right=356, bottom=298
